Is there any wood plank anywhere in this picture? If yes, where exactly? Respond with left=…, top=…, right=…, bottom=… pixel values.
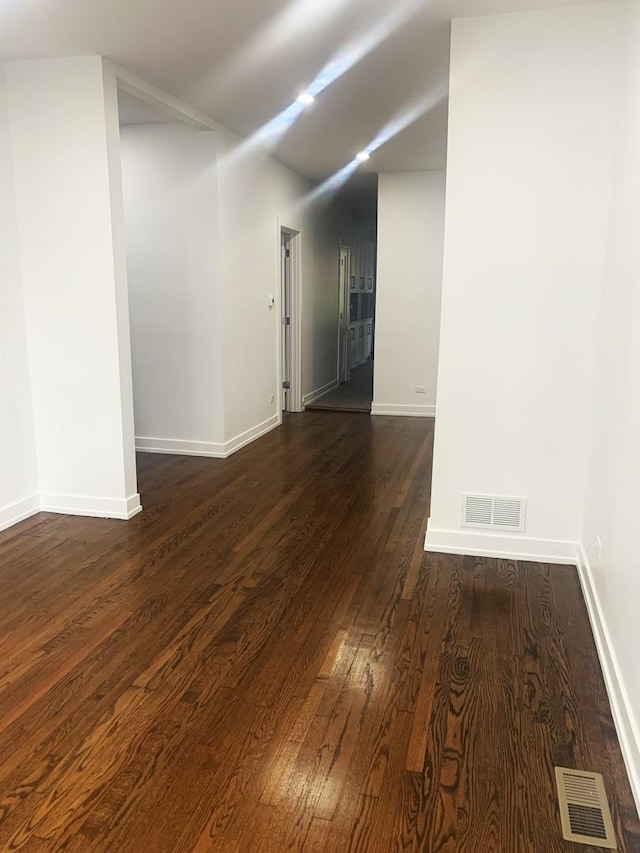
left=0, top=411, right=636, bottom=851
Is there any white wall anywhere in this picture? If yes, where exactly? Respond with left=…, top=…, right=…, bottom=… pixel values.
left=0, top=62, right=38, bottom=530
left=373, top=171, right=445, bottom=418
left=427, top=3, right=623, bottom=560
left=301, top=195, right=348, bottom=407
left=215, top=127, right=344, bottom=442
left=120, top=119, right=345, bottom=456
left=5, top=57, right=139, bottom=518
left=582, top=0, right=640, bottom=804
left=0, top=55, right=350, bottom=528
left=120, top=123, right=224, bottom=455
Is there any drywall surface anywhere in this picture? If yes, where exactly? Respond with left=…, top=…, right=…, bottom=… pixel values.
left=301, top=196, right=348, bottom=408
left=582, top=0, right=640, bottom=803
left=373, top=171, right=445, bottom=417
left=5, top=57, right=138, bottom=517
left=0, top=62, right=38, bottom=527
left=122, top=120, right=346, bottom=452
left=215, top=126, right=343, bottom=439
left=120, top=123, right=223, bottom=449
left=427, top=3, right=623, bottom=556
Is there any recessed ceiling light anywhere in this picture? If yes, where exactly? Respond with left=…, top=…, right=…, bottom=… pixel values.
left=356, top=151, right=370, bottom=162
left=297, top=93, right=315, bottom=105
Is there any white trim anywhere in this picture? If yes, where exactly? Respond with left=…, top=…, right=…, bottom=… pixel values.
left=277, top=223, right=303, bottom=413
left=224, top=414, right=280, bottom=455
left=290, top=231, right=303, bottom=413
left=2, top=412, right=281, bottom=533
left=0, top=494, right=40, bottom=533
left=39, top=492, right=142, bottom=520
left=303, top=379, right=339, bottom=406
left=136, top=414, right=281, bottom=460
left=337, top=243, right=351, bottom=386
left=423, top=521, right=640, bottom=808
left=135, top=437, right=227, bottom=458
left=424, top=521, right=580, bottom=564
left=372, top=402, right=436, bottom=418
left=576, top=545, right=640, bottom=813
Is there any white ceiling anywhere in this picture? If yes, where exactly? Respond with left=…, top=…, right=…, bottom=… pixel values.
left=0, top=0, right=596, bottom=180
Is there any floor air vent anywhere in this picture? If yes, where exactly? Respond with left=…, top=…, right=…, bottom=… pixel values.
left=461, top=494, right=526, bottom=532
left=555, top=767, right=617, bottom=849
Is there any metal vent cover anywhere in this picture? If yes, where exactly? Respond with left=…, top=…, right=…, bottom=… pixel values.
left=461, top=494, right=526, bottom=532
left=555, top=767, right=617, bottom=848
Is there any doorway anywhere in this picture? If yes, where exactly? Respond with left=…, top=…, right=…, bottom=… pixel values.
left=306, top=178, right=378, bottom=414
left=338, top=245, right=351, bottom=386
left=306, top=235, right=377, bottom=414
left=280, top=227, right=302, bottom=413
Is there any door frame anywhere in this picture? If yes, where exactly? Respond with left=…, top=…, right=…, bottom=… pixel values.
left=337, top=243, right=351, bottom=385
left=277, top=222, right=303, bottom=414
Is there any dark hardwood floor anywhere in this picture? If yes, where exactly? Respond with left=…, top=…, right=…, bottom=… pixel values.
left=0, top=412, right=637, bottom=851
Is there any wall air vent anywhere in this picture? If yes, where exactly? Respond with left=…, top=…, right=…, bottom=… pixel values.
left=461, top=494, right=526, bottom=532
left=555, top=767, right=617, bottom=848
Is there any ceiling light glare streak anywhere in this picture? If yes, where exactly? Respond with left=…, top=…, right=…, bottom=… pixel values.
left=254, top=100, right=308, bottom=146
left=302, top=0, right=430, bottom=101
left=198, top=0, right=349, bottom=103
left=225, top=0, right=435, bottom=164
left=220, top=100, right=308, bottom=170
left=306, top=159, right=362, bottom=205
left=214, top=0, right=436, bottom=173
left=364, top=80, right=448, bottom=156
left=218, top=0, right=439, bottom=175
left=287, top=151, right=372, bottom=219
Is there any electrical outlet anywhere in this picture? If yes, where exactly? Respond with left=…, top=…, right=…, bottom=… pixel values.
left=269, top=394, right=275, bottom=404
left=415, top=385, right=426, bottom=394
left=595, top=535, right=602, bottom=560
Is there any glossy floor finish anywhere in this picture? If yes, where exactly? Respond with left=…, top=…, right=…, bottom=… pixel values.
left=0, top=413, right=638, bottom=852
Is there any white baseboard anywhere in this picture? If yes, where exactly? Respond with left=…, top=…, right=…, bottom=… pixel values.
left=424, top=522, right=640, bottom=810
left=371, top=402, right=436, bottom=418
left=136, top=414, right=281, bottom=461
left=576, top=544, right=640, bottom=813
left=303, top=379, right=338, bottom=406
left=135, top=436, right=227, bottom=458
left=39, top=492, right=142, bottom=520
left=424, top=521, right=580, bottom=564
left=0, top=494, right=40, bottom=533
left=224, top=414, right=280, bottom=455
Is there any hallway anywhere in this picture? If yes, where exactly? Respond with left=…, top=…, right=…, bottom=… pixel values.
left=306, top=360, right=374, bottom=413
left=0, top=413, right=637, bottom=851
